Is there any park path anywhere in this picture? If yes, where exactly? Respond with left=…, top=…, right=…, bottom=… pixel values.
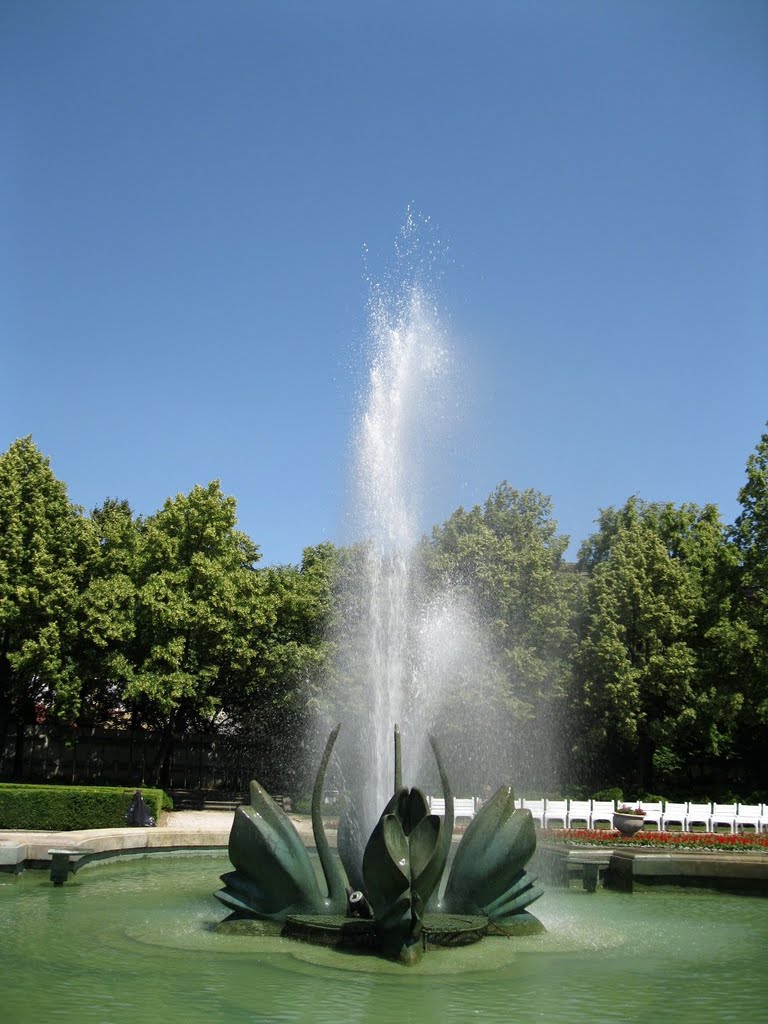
left=161, top=808, right=319, bottom=843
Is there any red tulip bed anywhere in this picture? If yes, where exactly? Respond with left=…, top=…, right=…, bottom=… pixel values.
left=541, top=828, right=768, bottom=852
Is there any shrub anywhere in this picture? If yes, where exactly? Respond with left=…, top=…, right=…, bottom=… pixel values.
left=591, top=787, right=623, bottom=802
left=561, top=785, right=589, bottom=800
left=0, top=784, right=167, bottom=830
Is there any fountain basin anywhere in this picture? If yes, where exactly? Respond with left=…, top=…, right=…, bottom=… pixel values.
left=2, top=853, right=768, bottom=1023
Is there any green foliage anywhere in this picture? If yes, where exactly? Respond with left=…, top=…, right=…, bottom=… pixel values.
left=255, top=544, right=335, bottom=714
left=591, top=787, right=623, bottom=802
left=215, top=543, right=337, bottom=793
left=76, top=498, right=141, bottom=725
left=652, top=746, right=683, bottom=781
left=0, top=783, right=166, bottom=830
left=425, top=484, right=577, bottom=713
left=0, top=438, right=92, bottom=772
left=423, top=484, right=578, bottom=788
left=127, top=480, right=269, bottom=724
left=571, top=496, right=741, bottom=791
left=729, top=425, right=768, bottom=788
left=2, top=429, right=768, bottom=800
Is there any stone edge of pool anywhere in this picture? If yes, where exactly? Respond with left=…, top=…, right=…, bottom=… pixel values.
left=0, top=812, right=328, bottom=871
left=2, top=822, right=767, bottom=895
left=0, top=827, right=226, bottom=870
left=534, top=842, right=768, bottom=895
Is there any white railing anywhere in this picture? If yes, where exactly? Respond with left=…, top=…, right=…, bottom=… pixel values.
left=424, top=797, right=768, bottom=833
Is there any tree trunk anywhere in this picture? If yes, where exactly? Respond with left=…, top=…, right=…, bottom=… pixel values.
left=12, top=718, right=25, bottom=780
left=0, top=653, right=13, bottom=774
left=152, top=724, right=175, bottom=789
left=152, top=709, right=186, bottom=790
left=638, top=732, right=655, bottom=793
left=0, top=703, right=10, bottom=777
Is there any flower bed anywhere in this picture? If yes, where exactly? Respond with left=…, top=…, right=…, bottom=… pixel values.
left=542, top=828, right=768, bottom=853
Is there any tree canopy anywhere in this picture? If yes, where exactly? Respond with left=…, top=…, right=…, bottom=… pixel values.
left=729, top=427, right=768, bottom=789
left=1, top=430, right=767, bottom=799
left=0, top=438, right=90, bottom=774
left=424, top=484, right=579, bottom=788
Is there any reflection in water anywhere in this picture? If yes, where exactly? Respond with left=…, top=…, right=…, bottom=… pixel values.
left=2, top=856, right=768, bottom=1023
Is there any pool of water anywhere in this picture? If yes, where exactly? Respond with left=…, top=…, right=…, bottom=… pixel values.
left=2, top=853, right=766, bottom=1024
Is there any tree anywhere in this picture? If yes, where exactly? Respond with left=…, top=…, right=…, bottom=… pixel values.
left=0, top=438, right=90, bottom=775
left=125, top=481, right=274, bottom=787
left=423, top=484, right=578, bottom=789
left=217, top=542, right=337, bottom=793
left=730, top=426, right=768, bottom=790
left=259, top=543, right=336, bottom=706
left=75, top=499, right=140, bottom=728
left=572, top=497, right=740, bottom=793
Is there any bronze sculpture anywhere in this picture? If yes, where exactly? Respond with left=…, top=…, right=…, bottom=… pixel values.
left=215, top=724, right=543, bottom=963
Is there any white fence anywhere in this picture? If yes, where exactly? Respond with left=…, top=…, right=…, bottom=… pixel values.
left=425, top=796, right=767, bottom=832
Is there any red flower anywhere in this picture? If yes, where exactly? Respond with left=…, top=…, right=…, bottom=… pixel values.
left=541, top=826, right=768, bottom=852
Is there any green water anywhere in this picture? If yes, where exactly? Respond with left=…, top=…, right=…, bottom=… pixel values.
left=1, top=853, right=766, bottom=1024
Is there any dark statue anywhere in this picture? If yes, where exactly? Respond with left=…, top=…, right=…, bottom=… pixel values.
left=215, top=725, right=543, bottom=964
left=126, top=790, right=156, bottom=827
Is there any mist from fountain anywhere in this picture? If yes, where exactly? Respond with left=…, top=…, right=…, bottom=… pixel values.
left=351, top=277, right=446, bottom=813
left=323, top=217, right=504, bottom=830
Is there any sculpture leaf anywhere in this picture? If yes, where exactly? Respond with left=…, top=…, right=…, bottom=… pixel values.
left=408, top=812, right=443, bottom=910
left=336, top=801, right=368, bottom=892
left=362, top=812, right=412, bottom=946
left=441, top=786, right=541, bottom=919
left=215, top=726, right=347, bottom=921
left=361, top=785, right=444, bottom=962
left=215, top=780, right=325, bottom=920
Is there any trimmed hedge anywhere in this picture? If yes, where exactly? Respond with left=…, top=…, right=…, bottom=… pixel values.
left=0, top=784, right=168, bottom=830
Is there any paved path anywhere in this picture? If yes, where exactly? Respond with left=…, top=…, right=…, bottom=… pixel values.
left=162, top=809, right=236, bottom=831
left=0, top=811, right=326, bottom=870
left=162, top=808, right=320, bottom=841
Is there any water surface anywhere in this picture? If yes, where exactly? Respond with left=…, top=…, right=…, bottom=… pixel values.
left=2, top=854, right=766, bottom=1024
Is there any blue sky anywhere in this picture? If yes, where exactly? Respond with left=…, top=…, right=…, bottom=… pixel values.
left=2, top=1, right=767, bottom=564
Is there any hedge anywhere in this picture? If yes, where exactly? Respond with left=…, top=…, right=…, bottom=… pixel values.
left=0, top=784, right=169, bottom=830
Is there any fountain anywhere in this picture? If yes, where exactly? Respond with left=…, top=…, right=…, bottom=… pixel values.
left=213, top=724, right=543, bottom=964
left=213, top=218, right=543, bottom=963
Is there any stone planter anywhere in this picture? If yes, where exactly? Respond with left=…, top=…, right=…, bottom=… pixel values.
left=613, top=812, right=646, bottom=837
